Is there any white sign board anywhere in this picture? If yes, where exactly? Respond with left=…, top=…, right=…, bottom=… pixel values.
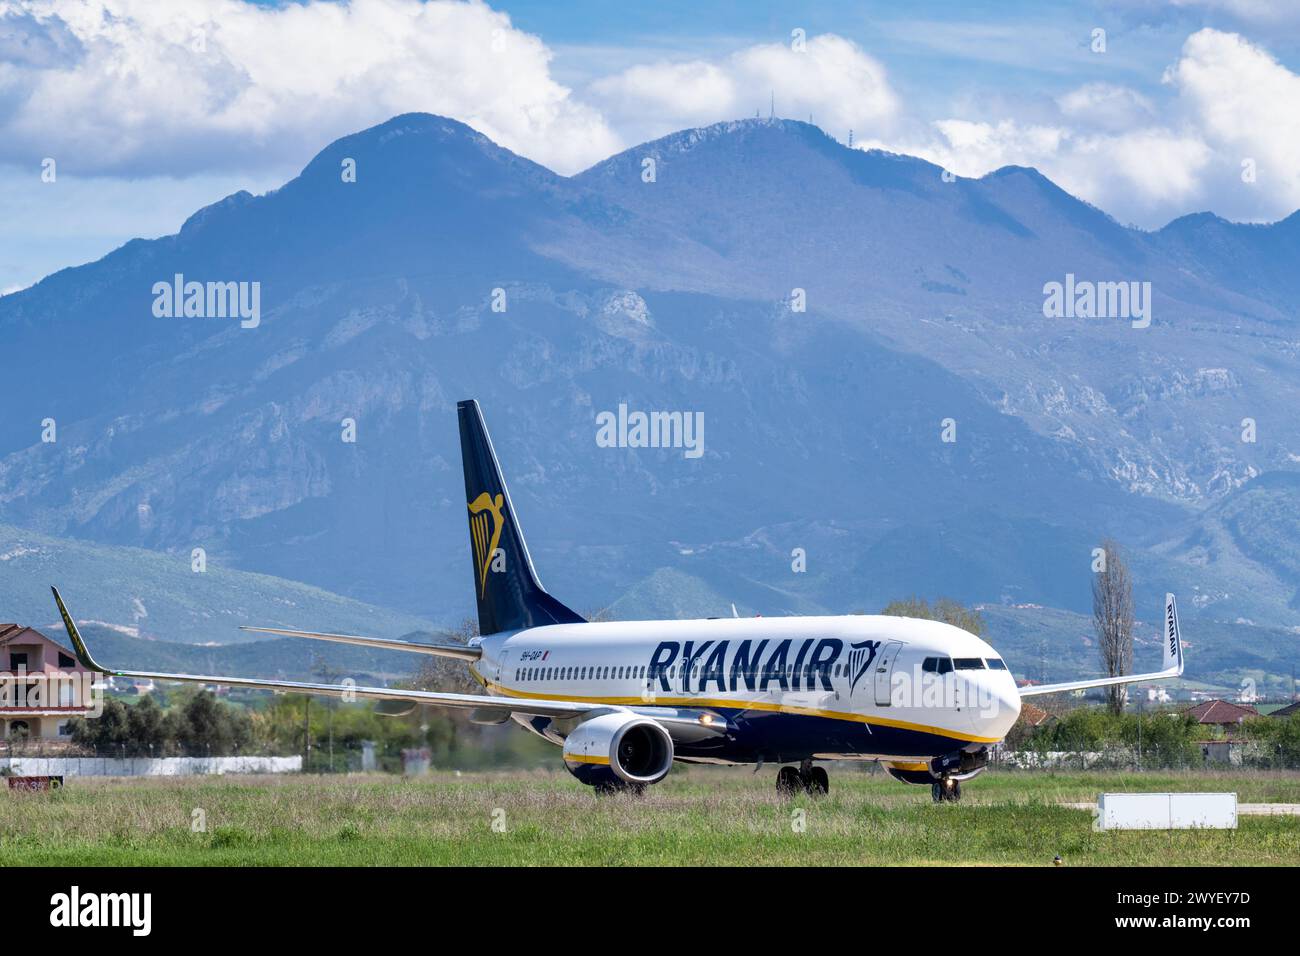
left=1096, top=792, right=1237, bottom=830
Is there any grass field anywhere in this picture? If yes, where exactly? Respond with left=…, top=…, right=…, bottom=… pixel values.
left=2, top=767, right=1298, bottom=866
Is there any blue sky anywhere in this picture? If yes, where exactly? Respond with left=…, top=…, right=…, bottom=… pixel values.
left=3, top=0, right=1300, bottom=293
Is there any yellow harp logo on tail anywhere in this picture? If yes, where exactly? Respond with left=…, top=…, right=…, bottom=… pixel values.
left=468, top=492, right=506, bottom=598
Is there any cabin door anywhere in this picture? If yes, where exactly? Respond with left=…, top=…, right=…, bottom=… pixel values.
left=874, top=641, right=904, bottom=706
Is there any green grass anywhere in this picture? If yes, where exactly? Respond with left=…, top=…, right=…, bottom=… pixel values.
left=2, top=767, right=1297, bottom=866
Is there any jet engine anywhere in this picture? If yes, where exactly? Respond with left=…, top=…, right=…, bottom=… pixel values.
left=562, top=712, right=674, bottom=788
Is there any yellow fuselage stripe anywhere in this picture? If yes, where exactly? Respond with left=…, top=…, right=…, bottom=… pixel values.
left=564, top=753, right=611, bottom=766
left=482, top=679, right=998, bottom=744
left=887, top=761, right=931, bottom=773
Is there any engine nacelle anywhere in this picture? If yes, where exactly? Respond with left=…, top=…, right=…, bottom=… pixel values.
left=562, top=712, right=674, bottom=788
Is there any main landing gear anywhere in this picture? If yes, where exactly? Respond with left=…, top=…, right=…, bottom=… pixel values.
left=776, top=760, right=829, bottom=797
left=931, top=777, right=962, bottom=803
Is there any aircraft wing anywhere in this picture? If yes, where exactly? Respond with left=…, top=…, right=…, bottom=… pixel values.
left=51, top=587, right=595, bottom=721
left=1018, top=592, right=1185, bottom=699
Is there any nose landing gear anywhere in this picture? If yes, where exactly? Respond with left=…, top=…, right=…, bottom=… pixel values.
left=776, top=760, right=829, bottom=797
left=931, top=777, right=962, bottom=803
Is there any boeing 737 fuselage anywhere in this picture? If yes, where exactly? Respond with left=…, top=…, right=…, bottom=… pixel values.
left=53, top=399, right=1184, bottom=802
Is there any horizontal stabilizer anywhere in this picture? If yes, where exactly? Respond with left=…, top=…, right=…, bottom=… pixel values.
left=239, top=626, right=480, bottom=661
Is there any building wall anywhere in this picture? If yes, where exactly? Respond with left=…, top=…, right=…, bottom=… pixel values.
left=0, top=715, right=80, bottom=740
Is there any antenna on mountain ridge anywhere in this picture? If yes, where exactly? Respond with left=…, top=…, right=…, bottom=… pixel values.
left=769, top=91, right=774, bottom=120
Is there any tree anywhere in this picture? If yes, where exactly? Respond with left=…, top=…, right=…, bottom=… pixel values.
left=70, top=698, right=130, bottom=753
left=881, top=596, right=985, bottom=636
left=125, top=694, right=166, bottom=756
left=410, top=618, right=482, bottom=694
left=1093, top=537, right=1135, bottom=714
left=173, top=690, right=253, bottom=756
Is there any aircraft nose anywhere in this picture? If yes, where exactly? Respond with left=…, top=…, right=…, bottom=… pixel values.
left=972, top=677, right=1021, bottom=739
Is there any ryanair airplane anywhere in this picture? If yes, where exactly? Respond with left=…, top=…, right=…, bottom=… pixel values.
left=52, top=400, right=1185, bottom=802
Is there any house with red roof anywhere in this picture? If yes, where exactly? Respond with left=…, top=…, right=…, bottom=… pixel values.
left=1185, top=698, right=1258, bottom=731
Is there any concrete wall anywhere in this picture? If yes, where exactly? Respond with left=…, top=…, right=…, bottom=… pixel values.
left=0, top=755, right=302, bottom=777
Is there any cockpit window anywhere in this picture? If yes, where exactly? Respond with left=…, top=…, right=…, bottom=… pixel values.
left=953, top=658, right=986, bottom=670
left=922, top=656, right=954, bottom=674
left=985, top=658, right=1007, bottom=670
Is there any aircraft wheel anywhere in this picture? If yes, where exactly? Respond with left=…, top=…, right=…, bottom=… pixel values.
left=931, top=778, right=961, bottom=803
left=803, top=766, right=829, bottom=796
left=776, top=766, right=802, bottom=797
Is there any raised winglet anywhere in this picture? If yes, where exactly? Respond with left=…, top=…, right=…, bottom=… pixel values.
left=51, top=586, right=115, bottom=674
left=1164, top=592, right=1185, bottom=676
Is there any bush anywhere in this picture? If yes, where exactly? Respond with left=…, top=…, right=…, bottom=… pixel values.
left=1015, top=706, right=1203, bottom=769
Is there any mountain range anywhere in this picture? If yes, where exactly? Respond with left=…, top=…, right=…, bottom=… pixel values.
left=2, top=113, right=1298, bottom=691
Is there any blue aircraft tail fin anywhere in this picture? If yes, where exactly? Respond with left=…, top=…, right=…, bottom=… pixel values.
left=457, top=400, right=585, bottom=635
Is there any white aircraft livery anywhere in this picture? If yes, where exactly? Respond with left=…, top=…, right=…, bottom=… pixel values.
left=53, top=399, right=1185, bottom=801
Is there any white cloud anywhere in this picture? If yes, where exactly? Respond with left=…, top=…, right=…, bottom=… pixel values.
left=1164, top=28, right=1300, bottom=215
left=926, top=119, right=1066, bottom=172
left=857, top=29, right=1299, bottom=226
left=1, top=2, right=1298, bottom=267
left=0, top=0, right=621, bottom=176
left=589, top=33, right=899, bottom=146
left=1070, top=130, right=1213, bottom=208
left=1056, top=83, right=1155, bottom=131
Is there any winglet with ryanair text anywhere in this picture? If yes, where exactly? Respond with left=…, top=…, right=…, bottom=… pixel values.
left=52, top=586, right=113, bottom=675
